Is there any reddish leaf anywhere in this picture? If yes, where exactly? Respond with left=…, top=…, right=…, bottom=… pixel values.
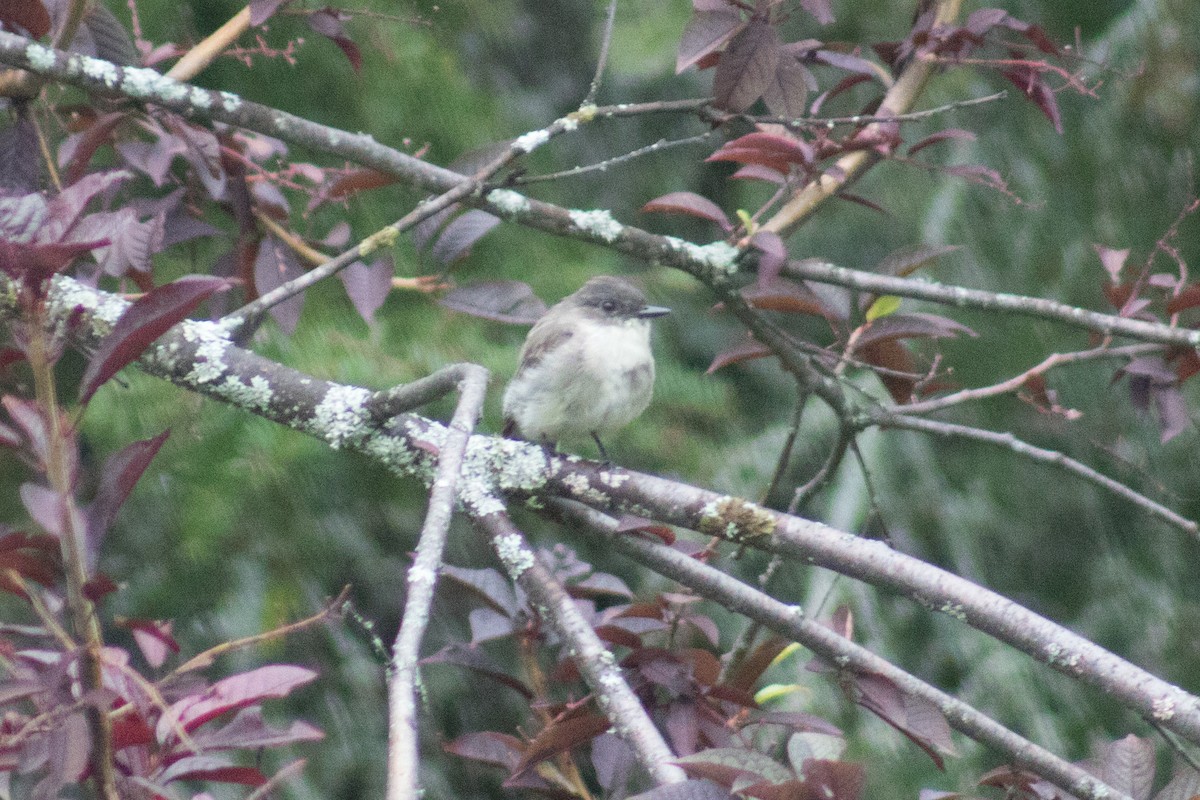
left=614, top=514, right=676, bottom=544
left=1166, top=283, right=1200, bottom=315
left=158, top=755, right=266, bottom=786
left=80, top=276, right=229, bottom=402
left=87, top=430, right=170, bottom=548
left=157, top=664, right=318, bottom=740
left=724, top=635, right=788, bottom=693
left=855, top=313, right=977, bottom=348
left=708, top=132, right=813, bottom=174
left=0, top=239, right=107, bottom=292
left=1000, top=64, right=1062, bottom=134
left=707, top=339, right=773, bottom=374
left=677, top=6, right=745, bottom=74
left=756, top=712, right=842, bottom=736
left=741, top=278, right=844, bottom=321
left=20, top=482, right=67, bottom=538
left=0, top=0, right=52, bottom=38
left=907, top=128, right=977, bottom=156
left=324, top=168, right=400, bottom=201
left=713, top=17, right=781, bottom=112
left=641, top=192, right=733, bottom=232
left=595, top=624, right=644, bottom=649
left=513, top=713, right=611, bottom=778
left=306, top=9, right=363, bottom=72
left=571, top=572, right=634, bottom=600
left=469, top=607, right=516, bottom=644
left=111, top=712, right=154, bottom=749
left=798, top=759, right=866, bottom=800
left=82, top=573, right=118, bottom=601
left=3, top=396, right=49, bottom=463
left=438, top=281, right=548, bottom=325
left=943, top=164, right=1011, bottom=192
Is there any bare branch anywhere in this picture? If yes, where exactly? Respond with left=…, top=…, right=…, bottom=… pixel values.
left=471, top=511, right=686, bottom=786
left=388, top=364, right=488, bottom=800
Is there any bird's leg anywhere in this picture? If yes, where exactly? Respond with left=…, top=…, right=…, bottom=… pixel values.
left=590, top=433, right=610, bottom=461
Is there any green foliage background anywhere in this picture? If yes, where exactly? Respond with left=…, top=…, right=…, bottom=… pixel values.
left=12, top=0, right=1200, bottom=796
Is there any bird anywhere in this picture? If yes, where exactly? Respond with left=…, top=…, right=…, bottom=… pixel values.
left=502, top=276, right=670, bottom=458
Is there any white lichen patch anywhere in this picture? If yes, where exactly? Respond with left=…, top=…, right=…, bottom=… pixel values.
left=664, top=237, right=741, bottom=276
left=407, top=564, right=438, bottom=590
left=598, top=470, right=628, bottom=489
left=312, top=385, right=372, bottom=449
left=561, top=472, right=611, bottom=506
left=1152, top=696, right=1176, bottom=721
left=495, top=532, right=535, bottom=577
left=218, top=374, right=273, bottom=412
left=189, top=87, right=213, bottom=109
left=568, top=209, right=623, bottom=243
left=513, top=129, right=550, bottom=153
left=488, top=438, right=553, bottom=493
left=26, top=43, right=57, bottom=71
left=180, top=320, right=233, bottom=385
left=220, top=92, right=241, bottom=112
left=485, top=189, right=530, bottom=216
left=76, top=55, right=120, bottom=88
left=51, top=277, right=128, bottom=329
left=938, top=602, right=966, bottom=620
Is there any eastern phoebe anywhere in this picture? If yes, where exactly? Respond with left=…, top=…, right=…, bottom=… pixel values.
left=502, top=276, right=670, bottom=457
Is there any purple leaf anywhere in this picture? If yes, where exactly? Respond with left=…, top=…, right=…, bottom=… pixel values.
left=712, top=17, right=780, bottom=112
left=190, top=706, right=323, bottom=751
left=762, top=56, right=814, bottom=118
left=749, top=230, right=786, bottom=288
left=249, top=0, right=289, bottom=26
left=87, top=430, right=170, bottom=552
left=1154, top=386, right=1190, bottom=444
left=80, top=275, right=229, bottom=402
left=422, top=643, right=533, bottom=698
left=430, top=209, right=501, bottom=267
left=253, top=235, right=305, bottom=333
left=444, top=731, right=524, bottom=769
left=117, top=617, right=180, bottom=669
left=1093, top=245, right=1130, bottom=283
left=799, top=0, right=834, bottom=24
left=41, top=170, right=132, bottom=242
left=157, top=664, right=318, bottom=742
left=0, top=115, right=40, bottom=192
left=20, top=482, right=67, bottom=539
left=627, top=779, right=735, bottom=800
left=641, top=192, right=733, bottom=231
left=306, top=9, right=363, bottom=72
left=340, top=256, right=394, bottom=325
left=2, top=396, right=49, bottom=464
left=410, top=204, right=458, bottom=252
left=676, top=7, right=745, bottom=74
left=438, top=281, right=548, bottom=325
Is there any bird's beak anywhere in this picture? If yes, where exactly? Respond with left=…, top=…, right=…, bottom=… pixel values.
left=637, top=305, right=671, bottom=319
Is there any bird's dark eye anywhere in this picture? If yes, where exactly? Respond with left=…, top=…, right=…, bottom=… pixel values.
left=601, top=300, right=617, bottom=313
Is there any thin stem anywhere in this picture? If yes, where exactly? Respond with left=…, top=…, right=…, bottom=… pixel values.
left=583, top=0, right=618, bottom=106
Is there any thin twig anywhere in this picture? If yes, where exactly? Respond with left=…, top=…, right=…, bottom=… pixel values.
left=171, top=586, right=350, bottom=675
left=870, top=412, right=1197, bottom=538
left=387, top=364, right=487, bottom=800
left=583, top=0, right=619, bottom=106
left=514, top=132, right=715, bottom=185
